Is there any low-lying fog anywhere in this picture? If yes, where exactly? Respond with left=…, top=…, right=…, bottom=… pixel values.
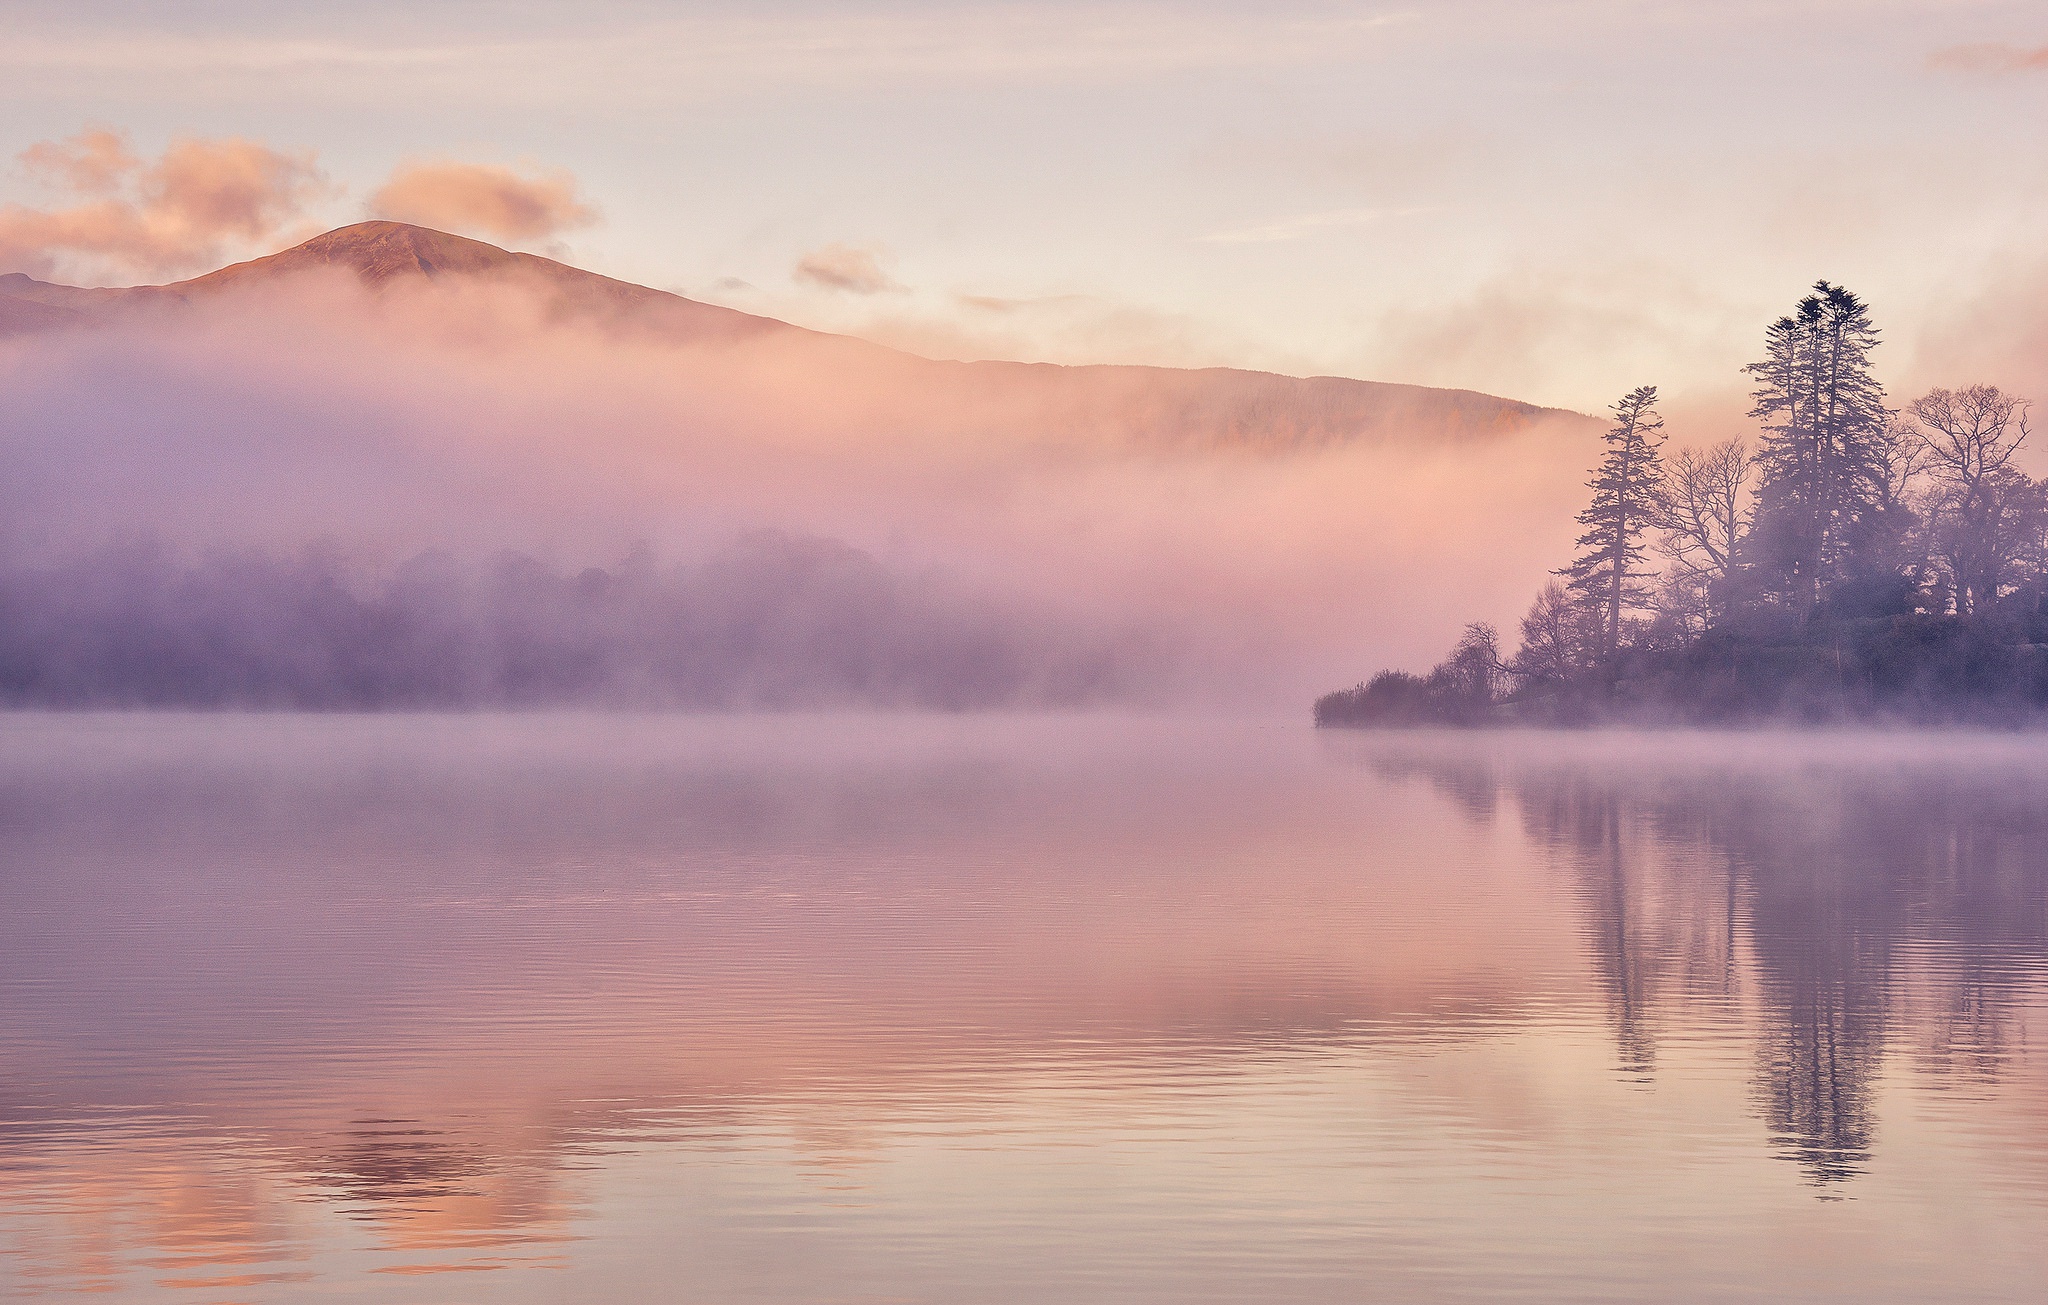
left=0, top=270, right=1595, bottom=708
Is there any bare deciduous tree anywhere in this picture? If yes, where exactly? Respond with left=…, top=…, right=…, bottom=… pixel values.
left=1511, top=581, right=1599, bottom=688
left=1908, top=385, right=2033, bottom=614
left=1648, top=571, right=1711, bottom=642
left=1656, top=437, right=1754, bottom=611
left=1430, top=620, right=1503, bottom=704
left=1868, top=417, right=1930, bottom=510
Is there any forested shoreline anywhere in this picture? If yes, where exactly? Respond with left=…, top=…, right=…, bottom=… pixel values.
left=1318, top=282, right=2048, bottom=727
left=0, top=535, right=1130, bottom=710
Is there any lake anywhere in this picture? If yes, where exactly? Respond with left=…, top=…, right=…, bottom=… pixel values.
left=2, top=714, right=2043, bottom=1303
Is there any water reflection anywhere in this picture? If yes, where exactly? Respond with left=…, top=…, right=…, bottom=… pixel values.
left=1359, top=733, right=2048, bottom=1186
left=1, top=716, right=2045, bottom=1302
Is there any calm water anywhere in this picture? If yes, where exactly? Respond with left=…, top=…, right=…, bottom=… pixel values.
left=1, top=714, right=2044, bottom=1303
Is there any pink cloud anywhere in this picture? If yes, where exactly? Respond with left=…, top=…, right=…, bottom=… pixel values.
left=793, top=244, right=901, bottom=295
left=0, top=131, right=328, bottom=284
left=369, top=161, right=597, bottom=243
left=19, top=128, right=138, bottom=196
left=1927, top=43, right=2048, bottom=75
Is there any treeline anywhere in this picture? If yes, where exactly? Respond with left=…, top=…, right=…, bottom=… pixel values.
left=0, top=533, right=1129, bottom=709
left=1319, top=281, right=2048, bottom=726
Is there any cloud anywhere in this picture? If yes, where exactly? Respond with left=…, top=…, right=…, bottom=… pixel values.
left=19, top=127, right=137, bottom=195
left=368, top=161, right=597, bottom=244
left=0, top=131, right=328, bottom=283
left=1198, top=207, right=1391, bottom=245
left=793, top=244, right=901, bottom=295
left=1927, top=43, right=2048, bottom=75
left=956, top=292, right=1094, bottom=315
left=1366, top=260, right=1740, bottom=412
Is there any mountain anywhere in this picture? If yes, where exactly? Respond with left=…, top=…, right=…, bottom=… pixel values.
left=0, top=287, right=87, bottom=336
left=3, top=222, right=788, bottom=345
left=0, top=221, right=1587, bottom=450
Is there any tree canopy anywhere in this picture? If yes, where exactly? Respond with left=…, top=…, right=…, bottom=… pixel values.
left=1317, top=285, right=2048, bottom=728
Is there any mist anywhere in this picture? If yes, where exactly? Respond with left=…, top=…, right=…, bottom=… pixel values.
left=0, top=266, right=1595, bottom=708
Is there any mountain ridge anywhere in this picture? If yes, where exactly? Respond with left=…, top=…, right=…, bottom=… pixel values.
left=0, top=222, right=1590, bottom=450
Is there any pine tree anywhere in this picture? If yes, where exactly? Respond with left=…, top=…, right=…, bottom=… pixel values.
left=1742, top=282, right=1891, bottom=609
left=1560, top=385, right=1666, bottom=659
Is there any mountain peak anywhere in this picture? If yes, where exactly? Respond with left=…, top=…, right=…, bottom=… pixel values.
left=1, top=220, right=804, bottom=349
left=180, top=220, right=526, bottom=292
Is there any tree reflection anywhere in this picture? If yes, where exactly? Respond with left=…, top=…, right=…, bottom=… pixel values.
left=1369, top=738, right=2048, bottom=1187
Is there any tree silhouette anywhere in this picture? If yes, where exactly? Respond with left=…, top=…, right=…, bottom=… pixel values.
left=1561, top=385, right=1667, bottom=659
left=1909, top=386, right=2036, bottom=615
left=1656, top=437, right=1754, bottom=622
left=1743, top=283, right=1892, bottom=609
left=1510, top=580, right=1599, bottom=689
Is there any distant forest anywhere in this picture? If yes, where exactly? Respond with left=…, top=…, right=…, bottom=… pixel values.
left=1319, top=282, right=2048, bottom=726
left=0, top=534, right=1130, bottom=710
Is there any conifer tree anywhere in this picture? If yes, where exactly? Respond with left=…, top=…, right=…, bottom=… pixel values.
left=1561, top=385, right=1666, bottom=659
left=1742, top=282, right=1890, bottom=608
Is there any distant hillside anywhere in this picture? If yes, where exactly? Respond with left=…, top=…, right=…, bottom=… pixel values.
left=0, top=221, right=1587, bottom=452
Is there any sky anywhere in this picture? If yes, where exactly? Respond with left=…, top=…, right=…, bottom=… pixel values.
left=3, top=0, right=2044, bottom=421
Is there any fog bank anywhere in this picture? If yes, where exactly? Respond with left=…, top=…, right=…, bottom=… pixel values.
left=0, top=268, right=1595, bottom=707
